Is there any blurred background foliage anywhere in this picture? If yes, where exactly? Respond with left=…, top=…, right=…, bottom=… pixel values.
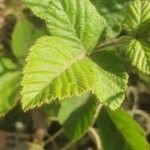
left=0, top=0, right=150, bottom=149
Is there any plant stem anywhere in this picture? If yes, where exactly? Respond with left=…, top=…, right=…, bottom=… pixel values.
left=44, top=128, right=64, bottom=146
left=88, top=127, right=102, bottom=150
left=95, top=35, right=131, bottom=52
left=92, top=103, right=103, bottom=126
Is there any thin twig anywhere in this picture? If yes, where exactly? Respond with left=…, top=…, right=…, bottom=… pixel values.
left=60, top=142, right=74, bottom=150
left=88, top=127, right=102, bottom=150
left=44, top=128, right=64, bottom=145
left=0, top=130, right=32, bottom=139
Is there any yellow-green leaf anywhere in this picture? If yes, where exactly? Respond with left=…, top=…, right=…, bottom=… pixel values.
left=24, top=0, right=106, bottom=52
left=123, top=0, right=150, bottom=36
left=126, top=39, right=150, bottom=75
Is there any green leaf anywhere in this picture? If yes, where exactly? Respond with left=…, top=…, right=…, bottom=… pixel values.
left=23, top=0, right=106, bottom=52
left=0, top=58, right=20, bottom=117
left=58, top=93, right=98, bottom=141
left=97, top=108, right=149, bottom=150
left=91, top=51, right=128, bottom=110
left=22, top=36, right=128, bottom=110
left=12, top=17, right=44, bottom=64
left=0, top=57, right=17, bottom=73
left=44, top=100, right=60, bottom=121
left=0, top=72, right=20, bottom=117
left=22, top=36, right=95, bottom=110
left=45, top=93, right=99, bottom=140
left=123, top=0, right=150, bottom=36
left=126, top=39, right=150, bottom=75
left=22, top=1, right=128, bottom=110
left=138, top=71, right=150, bottom=84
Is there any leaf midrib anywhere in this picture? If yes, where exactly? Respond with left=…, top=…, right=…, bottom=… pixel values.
left=23, top=0, right=94, bottom=103
left=55, top=0, right=86, bottom=50
left=140, top=41, right=150, bottom=72
left=25, top=54, right=88, bottom=104
left=26, top=0, right=86, bottom=50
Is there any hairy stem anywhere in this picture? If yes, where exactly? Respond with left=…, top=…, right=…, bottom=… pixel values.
left=95, top=35, right=132, bottom=52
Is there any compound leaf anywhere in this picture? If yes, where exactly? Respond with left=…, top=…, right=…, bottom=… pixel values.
left=22, top=37, right=128, bottom=110
left=22, top=1, right=128, bottom=111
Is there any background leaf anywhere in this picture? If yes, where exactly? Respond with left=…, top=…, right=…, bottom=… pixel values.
left=0, top=58, right=20, bottom=117
left=123, top=0, right=150, bottom=36
left=12, top=17, right=44, bottom=64
left=58, top=93, right=98, bottom=141
left=97, top=108, right=149, bottom=150
left=92, top=0, right=130, bottom=37
left=125, top=39, right=150, bottom=75
left=44, top=100, right=61, bottom=121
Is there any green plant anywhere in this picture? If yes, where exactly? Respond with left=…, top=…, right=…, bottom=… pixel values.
left=0, top=0, right=150, bottom=149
